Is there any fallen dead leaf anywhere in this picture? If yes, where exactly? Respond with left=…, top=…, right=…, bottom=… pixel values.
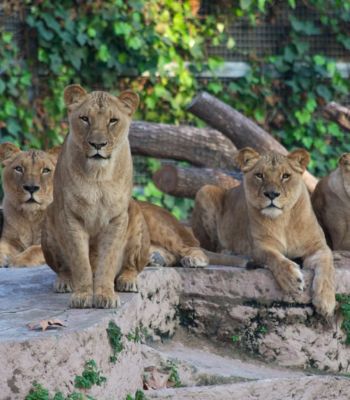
left=143, top=366, right=170, bottom=390
left=27, top=319, right=66, bottom=331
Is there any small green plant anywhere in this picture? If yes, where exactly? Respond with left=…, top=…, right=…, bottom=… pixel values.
left=74, top=360, right=106, bottom=390
left=257, top=325, right=268, bottom=336
left=25, top=382, right=96, bottom=400
left=125, top=390, right=147, bottom=400
left=166, top=360, right=181, bottom=388
left=127, top=326, right=148, bottom=343
left=336, top=293, right=350, bottom=344
left=106, top=320, right=124, bottom=363
left=231, top=334, right=241, bottom=343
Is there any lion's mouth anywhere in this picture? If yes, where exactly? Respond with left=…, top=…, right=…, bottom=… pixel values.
left=266, top=203, right=282, bottom=210
left=26, top=197, right=40, bottom=204
left=89, top=153, right=110, bottom=160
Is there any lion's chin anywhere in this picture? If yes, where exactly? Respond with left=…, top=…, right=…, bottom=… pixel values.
left=261, top=207, right=283, bottom=219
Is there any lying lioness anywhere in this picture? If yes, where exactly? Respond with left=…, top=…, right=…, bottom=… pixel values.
left=192, top=147, right=335, bottom=317
left=42, top=85, right=150, bottom=308
left=0, top=143, right=59, bottom=267
left=312, top=153, right=350, bottom=250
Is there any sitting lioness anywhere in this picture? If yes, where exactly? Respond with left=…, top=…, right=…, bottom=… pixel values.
left=312, top=153, right=350, bottom=250
left=192, top=147, right=335, bottom=317
left=42, top=85, right=150, bottom=308
left=0, top=143, right=59, bottom=267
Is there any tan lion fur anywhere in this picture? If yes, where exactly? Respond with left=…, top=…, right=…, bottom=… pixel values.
left=0, top=143, right=59, bottom=267
left=192, top=148, right=335, bottom=318
left=42, top=85, right=150, bottom=308
left=312, top=153, right=350, bottom=250
left=138, top=200, right=209, bottom=268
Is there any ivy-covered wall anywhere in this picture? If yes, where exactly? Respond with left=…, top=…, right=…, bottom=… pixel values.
left=1, top=0, right=350, bottom=217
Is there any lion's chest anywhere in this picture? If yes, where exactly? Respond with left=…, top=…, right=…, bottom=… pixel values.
left=67, top=183, right=130, bottom=234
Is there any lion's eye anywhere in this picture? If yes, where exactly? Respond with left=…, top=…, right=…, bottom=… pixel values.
left=282, top=173, right=291, bottom=180
left=109, top=118, right=119, bottom=125
left=42, top=167, right=51, bottom=174
left=255, top=173, right=263, bottom=180
left=80, top=116, right=89, bottom=123
left=14, top=166, right=23, bottom=173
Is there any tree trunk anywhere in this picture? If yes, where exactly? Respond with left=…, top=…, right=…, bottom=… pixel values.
left=153, top=164, right=241, bottom=198
left=187, top=92, right=318, bottom=192
left=129, top=121, right=238, bottom=169
left=323, top=102, right=350, bottom=132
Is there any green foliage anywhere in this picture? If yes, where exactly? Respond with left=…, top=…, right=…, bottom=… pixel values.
left=25, top=382, right=96, bottom=400
left=106, top=320, right=124, bottom=363
left=336, top=294, right=350, bottom=344
left=127, top=326, right=148, bottom=343
left=166, top=360, right=182, bottom=388
left=74, top=360, right=106, bottom=390
left=231, top=334, right=241, bottom=343
left=221, top=1, right=350, bottom=177
left=125, top=390, right=147, bottom=400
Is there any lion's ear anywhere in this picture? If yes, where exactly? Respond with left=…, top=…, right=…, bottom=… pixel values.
left=64, top=84, right=87, bottom=107
left=288, top=149, right=310, bottom=173
left=47, top=145, right=62, bottom=162
left=0, top=142, right=20, bottom=166
left=339, top=153, right=350, bottom=167
left=118, top=90, right=139, bottom=116
left=235, top=147, right=260, bottom=172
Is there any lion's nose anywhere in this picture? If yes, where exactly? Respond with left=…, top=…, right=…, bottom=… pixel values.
left=264, top=191, right=280, bottom=200
left=89, top=141, right=107, bottom=150
left=23, top=185, right=40, bottom=194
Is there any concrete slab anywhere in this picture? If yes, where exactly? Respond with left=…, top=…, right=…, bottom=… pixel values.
left=0, top=266, right=182, bottom=400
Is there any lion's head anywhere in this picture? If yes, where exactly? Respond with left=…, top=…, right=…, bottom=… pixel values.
left=0, top=143, right=60, bottom=212
left=63, top=84, right=139, bottom=165
left=235, top=147, right=310, bottom=218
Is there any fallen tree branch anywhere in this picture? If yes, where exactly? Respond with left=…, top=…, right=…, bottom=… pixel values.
left=323, top=102, right=350, bottom=132
left=187, top=92, right=318, bottom=192
left=129, top=121, right=238, bottom=169
left=153, top=165, right=241, bottom=198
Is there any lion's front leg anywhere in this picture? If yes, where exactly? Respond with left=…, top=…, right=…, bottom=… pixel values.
left=92, top=214, right=129, bottom=307
left=117, top=201, right=150, bottom=292
left=7, top=244, right=45, bottom=267
left=304, top=248, right=335, bottom=318
left=58, top=221, right=93, bottom=308
left=254, top=246, right=305, bottom=297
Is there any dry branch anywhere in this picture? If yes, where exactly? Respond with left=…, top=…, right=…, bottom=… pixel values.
left=187, top=92, right=318, bottom=192
left=153, top=165, right=241, bottom=198
left=323, top=102, right=350, bottom=132
left=129, top=121, right=238, bottom=169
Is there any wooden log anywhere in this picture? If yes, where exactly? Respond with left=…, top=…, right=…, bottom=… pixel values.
left=187, top=91, right=318, bottom=192
left=153, top=164, right=241, bottom=198
left=129, top=121, right=238, bottom=170
left=323, top=102, right=350, bottom=132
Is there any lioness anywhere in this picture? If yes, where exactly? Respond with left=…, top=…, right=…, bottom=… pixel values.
left=42, top=85, right=150, bottom=308
left=192, top=147, right=335, bottom=317
left=312, top=153, right=350, bottom=250
left=0, top=143, right=59, bottom=267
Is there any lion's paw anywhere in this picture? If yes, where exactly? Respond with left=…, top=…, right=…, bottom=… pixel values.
left=54, top=276, right=72, bottom=293
left=275, top=261, right=304, bottom=296
left=69, top=291, right=93, bottom=308
left=180, top=255, right=208, bottom=268
left=313, top=276, right=336, bottom=319
left=94, top=289, right=120, bottom=308
left=116, top=271, right=139, bottom=292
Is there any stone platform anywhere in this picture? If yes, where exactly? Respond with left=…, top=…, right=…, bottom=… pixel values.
left=1, top=257, right=350, bottom=399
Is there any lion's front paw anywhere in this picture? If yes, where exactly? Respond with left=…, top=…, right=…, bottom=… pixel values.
left=69, top=290, right=93, bottom=308
left=180, top=255, right=208, bottom=268
left=94, top=287, right=120, bottom=308
left=116, top=271, right=138, bottom=293
left=54, top=275, right=72, bottom=293
left=275, top=261, right=304, bottom=296
left=313, top=277, right=336, bottom=318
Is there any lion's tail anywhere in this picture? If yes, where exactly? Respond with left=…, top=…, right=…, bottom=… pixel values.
left=204, top=250, right=249, bottom=267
